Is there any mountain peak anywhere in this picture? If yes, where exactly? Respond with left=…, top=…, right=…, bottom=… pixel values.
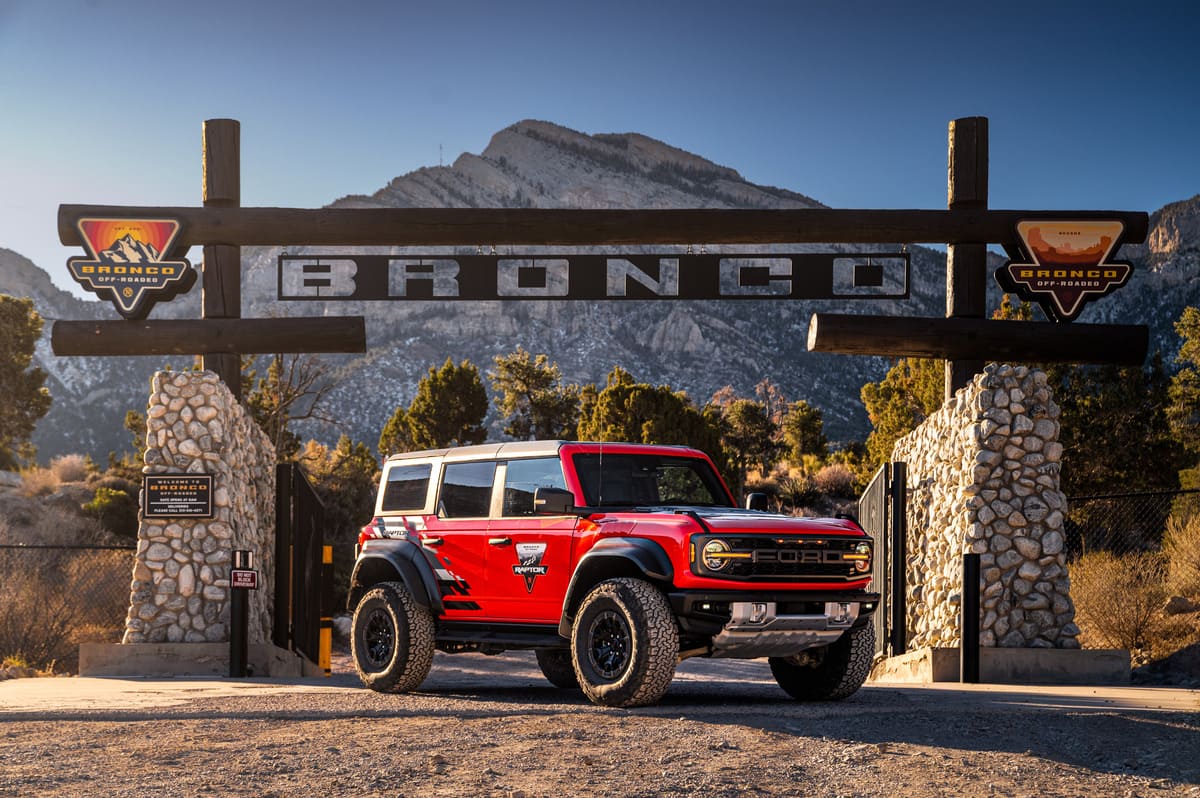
left=1146, top=194, right=1200, bottom=257
left=333, top=119, right=821, bottom=211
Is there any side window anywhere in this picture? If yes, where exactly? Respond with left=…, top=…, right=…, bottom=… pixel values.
left=381, top=463, right=431, bottom=512
left=439, top=461, right=496, bottom=518
left=502, top=457, right=567, bottom=517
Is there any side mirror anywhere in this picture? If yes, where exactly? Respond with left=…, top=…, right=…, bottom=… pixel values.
left=745, top=492, right=769, bottom=511
left=534, top=487, right=577, bottom=515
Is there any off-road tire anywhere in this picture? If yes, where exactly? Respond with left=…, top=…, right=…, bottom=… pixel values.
left=535, top=648, right=579, bottom=689
left=570, top=578, right=679, bottom=707
left=769, top=622, right=875, bottom=701
left=351, top=581, right=435, bottom=693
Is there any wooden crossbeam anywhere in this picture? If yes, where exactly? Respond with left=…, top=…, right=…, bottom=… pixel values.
left=58, top=205, right=1149, bottom=248
left=807, top=313, right=1148, bottom=365
left=51, top=317, right=366, bottom=357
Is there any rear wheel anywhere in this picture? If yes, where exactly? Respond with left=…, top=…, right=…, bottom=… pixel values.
left=570, top=578, right=678, bottom=707
left=351, top=581, right=435, bottom=693
left=769, top=622, right=874, bottom=701
left=535, top=648, right=579, bottom=688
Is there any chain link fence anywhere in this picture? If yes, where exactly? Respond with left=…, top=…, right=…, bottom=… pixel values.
left=1065, top=489, right=1200, bottom=663
left=0, top=544, right=134, bottom=671
left=1066, top=488, right=1200, bottom=559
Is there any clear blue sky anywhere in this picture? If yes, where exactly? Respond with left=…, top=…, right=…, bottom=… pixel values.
left=2, top=0, right=1197, bottom=298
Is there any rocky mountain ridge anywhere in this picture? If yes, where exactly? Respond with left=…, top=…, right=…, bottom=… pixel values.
left=6, top=121, right=1200, bottom=463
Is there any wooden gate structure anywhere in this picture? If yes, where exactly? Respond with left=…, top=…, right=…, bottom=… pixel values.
left=49, top=116, right=1151, bottom=672
left=52, top=117, right=1150, bottom=395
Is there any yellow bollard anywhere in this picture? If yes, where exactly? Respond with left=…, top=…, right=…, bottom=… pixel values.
left=320, top=544, right=333, bottom=677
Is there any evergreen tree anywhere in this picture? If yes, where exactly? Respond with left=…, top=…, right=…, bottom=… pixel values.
left=719, top=398, right=778, bottom=495
left=488, top=347, right=580, bottom=440
left=1059, top=357, right=1184, bottom=497
left=781, top=400, right=828, bottom=465
left=1168, top=306, right=1200, bottom=457
left=860, top=358, right=943, bottom=468
left=378, top=405, right=415, bottom=458
left=0, top=295, right=51, bottom=469
left=405, top=358, right=489, bottom=449
left=577, top=367, right=725, bottom=464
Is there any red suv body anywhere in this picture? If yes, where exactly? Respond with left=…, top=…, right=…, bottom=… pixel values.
left=349, top=441, right=878, bottom=707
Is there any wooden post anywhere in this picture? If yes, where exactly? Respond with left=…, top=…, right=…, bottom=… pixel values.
left=945, top=117, right=989, bottom=400
left=806, top=313, right=1148, bottom=364
left=202, top=119, right=242, bottom=400
left=51, top=317, right=367, bottom=357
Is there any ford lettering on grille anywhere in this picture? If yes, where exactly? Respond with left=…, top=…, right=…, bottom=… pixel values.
left=693, top=535, right=868, bottom=581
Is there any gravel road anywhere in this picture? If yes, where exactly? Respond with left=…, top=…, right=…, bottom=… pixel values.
left=1, top=651, right=1197, bottom=797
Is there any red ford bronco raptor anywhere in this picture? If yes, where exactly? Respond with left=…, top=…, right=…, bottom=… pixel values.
left=349, top=441, right=878, bottom=707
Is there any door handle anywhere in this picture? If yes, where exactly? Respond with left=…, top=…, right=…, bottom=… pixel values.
left=421, top=536, right=444, bottom=547
left=488, top=537, right=512, bottom=547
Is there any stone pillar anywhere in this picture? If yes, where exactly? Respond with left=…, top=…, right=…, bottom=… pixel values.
left=893, top=364, right=1080, bottom=650
left=123, top=371, right=276, bottom=645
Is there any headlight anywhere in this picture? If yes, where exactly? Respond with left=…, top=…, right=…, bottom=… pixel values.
left=702, top=538, right=733, bottom=571
left=848, top=541, right=871, bottom=573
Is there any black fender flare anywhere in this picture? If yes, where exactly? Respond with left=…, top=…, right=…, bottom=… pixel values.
left=348, top=538, right=442, bottom=615
left=557, top=537, right=674, bottom=638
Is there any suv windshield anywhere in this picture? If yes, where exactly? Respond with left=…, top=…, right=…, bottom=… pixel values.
left=572, top=453, right=732, bottom=508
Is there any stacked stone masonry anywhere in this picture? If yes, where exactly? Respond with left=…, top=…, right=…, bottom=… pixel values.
left=122, top=371, right=276, bottom=645
left=892, top=364, right=1080, bottom=650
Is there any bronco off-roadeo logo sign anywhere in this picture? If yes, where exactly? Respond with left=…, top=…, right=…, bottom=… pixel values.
left=67, top=218, right=195, bottom=320
left=995, top=220, right=1132, bottom=323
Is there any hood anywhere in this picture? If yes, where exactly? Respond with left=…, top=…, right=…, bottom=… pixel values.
left=624, top=506, right=866, bottom=536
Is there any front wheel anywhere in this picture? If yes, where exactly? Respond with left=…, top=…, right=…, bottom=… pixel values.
left=570, top=578, right=679, bottom=707
left=769, top=622, right=874, bottom=701
left=351, top=581, right=435, bottom=693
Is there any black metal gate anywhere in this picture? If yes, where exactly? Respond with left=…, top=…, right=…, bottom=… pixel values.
left=274, top=463, right=329, bottom=668
left=857, top=462, right=907, bottom=658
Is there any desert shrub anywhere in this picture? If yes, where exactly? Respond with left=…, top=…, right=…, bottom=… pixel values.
left=91, top=474, right=137, bottom=494
left=1070, top=550, right=1169, bottom=658
left=81, top=486, right=140, bottom=539
left=1162, top=514, right=1200, bottom=598
left=49, top=454, right=91, bottom=483
left=813, top=463, right=856, bottom=498
left=32, top=506, right=113, bottom=546
left=0, top=547, right=132, bottom=672
left=778, top=472, right=820, bottom=510
left=19, top=466, right=59, bottom=497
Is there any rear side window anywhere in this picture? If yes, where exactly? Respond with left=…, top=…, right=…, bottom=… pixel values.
left=439, top=461, right=496, bottom=518
left=381, top=463, right=432, bottom=512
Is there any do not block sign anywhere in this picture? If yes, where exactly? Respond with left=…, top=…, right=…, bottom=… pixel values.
left=231, top=569, right=258, bottom=590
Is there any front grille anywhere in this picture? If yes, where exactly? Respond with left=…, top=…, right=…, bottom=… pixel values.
left=692, top=534, right=871, bottom=582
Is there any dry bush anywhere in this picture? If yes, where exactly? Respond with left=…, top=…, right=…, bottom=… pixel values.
left=1162, top=514, right=1200, bottom=599
left=0, top=547, right=132, bottom=672
left=32, top=506, right=113, bottom=546
left=1070, top=550, right=1169, bottom=659
left=813, top=463, right=856, bottom=498
left=49, top=454, right=91, bottom=484
left=19, top=466, right=59, bottom=497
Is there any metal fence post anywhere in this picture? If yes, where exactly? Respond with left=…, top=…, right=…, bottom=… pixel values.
left=961, top=553, right=981, bottom=683
left=889, top=462, right=907, bottom=656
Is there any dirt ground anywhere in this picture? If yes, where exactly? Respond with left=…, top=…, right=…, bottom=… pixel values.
left=1, top=649, right=1198, bottom=798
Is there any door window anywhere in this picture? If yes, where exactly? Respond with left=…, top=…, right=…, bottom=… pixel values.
left=439, top=461, right=496, bottom=518
left=502, top=457, right=567, bottom=516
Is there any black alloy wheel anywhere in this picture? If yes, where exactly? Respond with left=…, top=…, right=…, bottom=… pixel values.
left=587, top=609, right=633, bottom=680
